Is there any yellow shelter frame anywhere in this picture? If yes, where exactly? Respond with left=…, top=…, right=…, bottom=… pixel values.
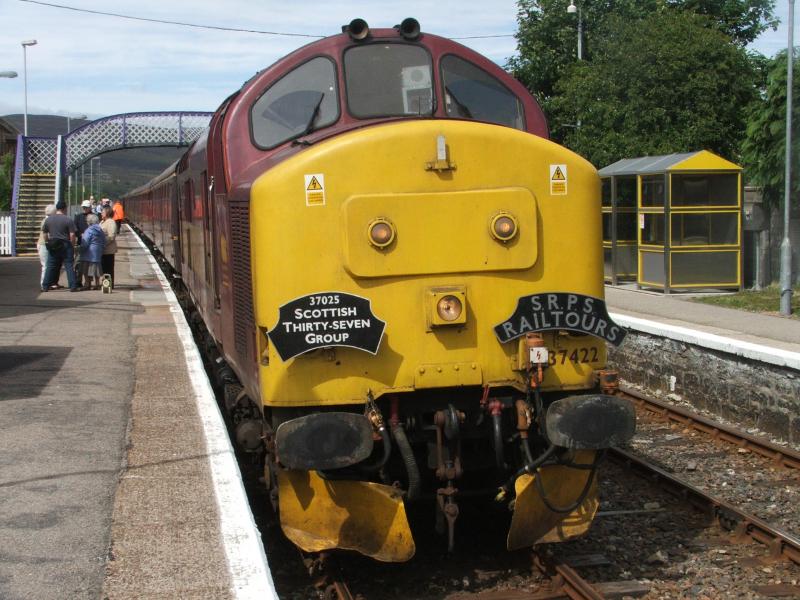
left=599, top=150, right=743, bottom=293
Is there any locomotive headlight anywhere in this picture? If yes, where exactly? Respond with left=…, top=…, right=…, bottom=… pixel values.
left=490, top=213, right=518, bottom=242
left=367, top=218, right=396, bottom=248
left=436, top=295, right=463, bottom=322
left=428, top=289, right=467, bottom=327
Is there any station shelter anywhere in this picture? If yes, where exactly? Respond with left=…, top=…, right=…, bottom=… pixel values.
left=598, top=151, right=743, bottom=293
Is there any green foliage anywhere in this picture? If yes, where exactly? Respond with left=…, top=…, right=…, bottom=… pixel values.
left=0, top=152, right=13, bottom=212
left=508, top=0, right=661, bottom=105
left=740, top=49, right=800, bottom=209
left=675, top=0, right=778, bottom=45
left=549, top=11, right=756, bottom=167
left=508, top=0, right=776, bottom=147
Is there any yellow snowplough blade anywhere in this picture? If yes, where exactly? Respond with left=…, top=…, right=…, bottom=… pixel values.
left=507, top=450, right=599, bottom=550
left=278, top=469, right=415, bottom=562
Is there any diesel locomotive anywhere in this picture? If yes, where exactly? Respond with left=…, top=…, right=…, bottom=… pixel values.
left=124, top=18, right=635, bottom=562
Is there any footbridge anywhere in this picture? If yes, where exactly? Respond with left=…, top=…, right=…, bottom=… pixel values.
left=9, top=111, right=212, bottom=254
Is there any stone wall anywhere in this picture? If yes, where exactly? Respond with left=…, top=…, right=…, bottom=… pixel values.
left=608, top=331, right=800, bottom=445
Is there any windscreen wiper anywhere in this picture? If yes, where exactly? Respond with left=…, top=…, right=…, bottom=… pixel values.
left=300, top=92, right=324, bottom=136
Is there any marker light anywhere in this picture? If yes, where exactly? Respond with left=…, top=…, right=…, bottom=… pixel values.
left=490, top=213, right=518, bottom=242
left=368, top=219, right=395, bottom=248
left=436, top=295, right=463, bottom=322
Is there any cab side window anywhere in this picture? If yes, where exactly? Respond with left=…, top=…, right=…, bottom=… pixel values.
left=441, top=55, right=524, bottom=130
left=251, top=57, right=339, bottom=149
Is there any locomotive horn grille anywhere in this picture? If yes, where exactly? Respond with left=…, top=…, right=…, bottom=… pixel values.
left=344, top=18, right=370, bottom=41
left=398, top=18, right=421, bottom=40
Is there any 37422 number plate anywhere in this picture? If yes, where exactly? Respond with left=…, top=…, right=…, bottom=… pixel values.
left=548, top=347, right=600, bottom=366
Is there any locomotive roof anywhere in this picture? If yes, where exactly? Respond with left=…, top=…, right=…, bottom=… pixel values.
left=230, top=25, right=548, bottom=140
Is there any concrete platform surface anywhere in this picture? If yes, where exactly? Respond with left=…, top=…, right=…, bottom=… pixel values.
left=605, top=286, right=800, bottom=360
left=0, top=228, right=275, bottom=600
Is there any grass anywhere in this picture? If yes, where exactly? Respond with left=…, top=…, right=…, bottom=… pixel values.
left=692, top=284, right=800, bottom=318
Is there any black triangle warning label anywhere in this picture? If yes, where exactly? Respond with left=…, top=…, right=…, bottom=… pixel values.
left=551, top=166, right=566, bottom=181
left=307, top=176, right=323, bottom=191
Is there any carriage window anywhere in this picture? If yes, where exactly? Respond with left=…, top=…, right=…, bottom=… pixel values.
left=251, top=57, right=339, bottom=149
left=441, top=55, right=524, bottom=130
left=345, top=44, right=433, bottom=117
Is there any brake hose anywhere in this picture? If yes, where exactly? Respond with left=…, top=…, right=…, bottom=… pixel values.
left=391, top=424, right=421, bottom=501
left=533, top=450, right=604, bottom=514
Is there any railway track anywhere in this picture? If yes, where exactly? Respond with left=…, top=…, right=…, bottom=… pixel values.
left=404, top=389, right=800, bottom=600
left=609, top=447, right=800, bottom=567
left=620, top=385, right=800, bottom=470
left=254, top=385, right=800, bottom=599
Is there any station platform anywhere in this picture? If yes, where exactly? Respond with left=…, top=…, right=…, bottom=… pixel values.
left=0, top=228, right=276, bottom=600
left=605, top=285, right=800, bottom=370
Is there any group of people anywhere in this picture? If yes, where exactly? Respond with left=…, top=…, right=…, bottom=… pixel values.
left=38, top=197, right=125, bottom=292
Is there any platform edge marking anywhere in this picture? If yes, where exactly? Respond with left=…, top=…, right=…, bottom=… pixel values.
left=610, top=312, right=800, bottom=371
left=129, top=226, right=278, bottom=600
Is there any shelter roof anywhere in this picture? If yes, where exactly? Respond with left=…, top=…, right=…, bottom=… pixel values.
left=599, top=150, right=740, bottom=176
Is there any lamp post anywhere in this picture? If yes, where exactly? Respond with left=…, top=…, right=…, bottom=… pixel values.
left=780, top=0, right=795, bottom=316
left=95, top=157, right=102, bottom=197
left=66, top=115, right=87, bottom=206
left=66, top=114, right=87, bottom=133
left=567, top=0, right=583, bottom=61
left=90, top=157, right=100, bottom=198
left=21, top=40, right=37, bottom=136
left=567, top=1, right=583, bottom=130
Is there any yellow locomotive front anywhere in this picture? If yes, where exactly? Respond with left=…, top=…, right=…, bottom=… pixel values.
left=247, top=23, right=634, bottom=562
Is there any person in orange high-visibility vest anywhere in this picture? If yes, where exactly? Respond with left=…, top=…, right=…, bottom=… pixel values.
left=112, top=200, right=125, bottom=233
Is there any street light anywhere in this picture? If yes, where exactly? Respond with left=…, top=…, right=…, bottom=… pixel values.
left=0, top=71, right=18, bottom=78
left=780, top=0, right=795, bottom=316
left=567, top=1, right=583, bottom=130
left=21, top=39, right=37, bottom=136
left=567, top=1, right=583, bottom=61
left=66, top=114, right=87, bottom=133
left=66, top=114, right=87, bottom=206
left=90, top=157, right=100, bottom=198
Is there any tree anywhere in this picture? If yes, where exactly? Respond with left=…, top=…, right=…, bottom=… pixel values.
left=0, top=153, right=14, bottom=212
left=508, top=0, right=659, bottom=106
left=676, top=0, right=778, bottom=46
left=741, top=49, right=800, bottom=209
left=508, top=0, right=776, bottom=133
left=549, top=11, right=756, bottom=167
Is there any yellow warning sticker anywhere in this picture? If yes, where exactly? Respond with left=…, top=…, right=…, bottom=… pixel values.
left=304, top=174, right=325, bottom=206
left=550, top=164, right=567, bottom=195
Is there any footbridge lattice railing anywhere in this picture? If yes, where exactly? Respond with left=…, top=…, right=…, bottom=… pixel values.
left=9, top=111, right=213, bottom=255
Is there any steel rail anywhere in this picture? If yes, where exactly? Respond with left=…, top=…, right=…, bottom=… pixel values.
left=450, top=551, right=606, bottom=599
left=532, top=551, right=605, bottom=600
left=609, top=447, right=800, bottom=566
left=620, top=385, right=800, bottom=470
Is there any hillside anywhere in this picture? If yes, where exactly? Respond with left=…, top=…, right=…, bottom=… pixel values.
left=3, top=114, right=185, bottom=199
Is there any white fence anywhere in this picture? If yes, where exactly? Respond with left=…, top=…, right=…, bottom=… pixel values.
left=0, top=212, right=12, bottom=255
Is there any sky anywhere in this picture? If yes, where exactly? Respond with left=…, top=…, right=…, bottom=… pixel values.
left=0, top=0, right=797, bottom=121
